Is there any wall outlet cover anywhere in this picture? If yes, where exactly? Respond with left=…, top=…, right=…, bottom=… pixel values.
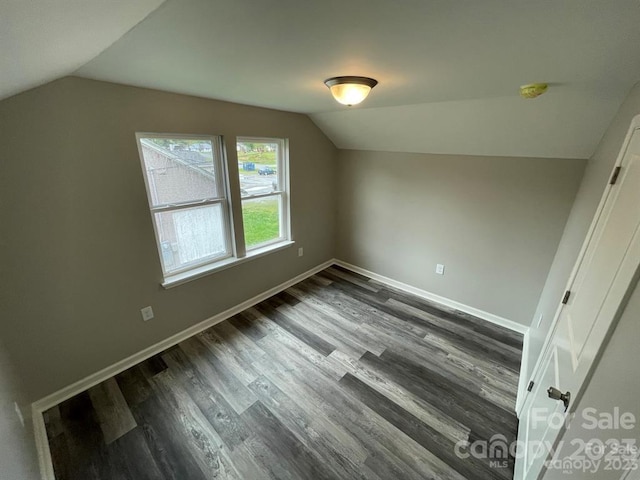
left=436, top=264, right=445, bottom=275
left=141, top=306, right=154, bottom=321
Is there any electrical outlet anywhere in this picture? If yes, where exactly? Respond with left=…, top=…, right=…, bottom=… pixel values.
left=141, top=306, right=154, bottom=322
left=436, top=264, right=445, bottom=275
left=14, top=402, right=24, bottom=427
left=298, top=247, right=304, bottom=257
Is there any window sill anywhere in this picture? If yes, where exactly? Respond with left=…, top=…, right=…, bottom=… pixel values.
left=161, top=240, right=295, bottom=289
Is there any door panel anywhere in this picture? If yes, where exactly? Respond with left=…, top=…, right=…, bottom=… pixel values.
left=522, top=347, right=561, bottom=475
left=515, top=126, right=640, bottom=480
left=568, top=143, right=640, bottom=365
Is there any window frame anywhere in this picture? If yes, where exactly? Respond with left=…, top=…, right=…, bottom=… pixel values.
left=136, top=132, right=292, bottom=287
left=135, top=132, right=234, bottom=277
left=236, top=136, right=290, bottom=252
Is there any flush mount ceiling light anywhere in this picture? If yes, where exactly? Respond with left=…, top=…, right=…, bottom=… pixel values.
left=324, top=76, right=378, bottom=106
left=520, top=83, right=548, bottom=99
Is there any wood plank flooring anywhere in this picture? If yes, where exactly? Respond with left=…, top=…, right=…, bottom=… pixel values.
left=44, top=265, right=523, bottom=479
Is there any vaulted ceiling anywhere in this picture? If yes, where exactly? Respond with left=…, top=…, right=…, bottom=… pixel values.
left=3, top=0, right=640, bottom=158
left=0, top=0, right=164, bottom=100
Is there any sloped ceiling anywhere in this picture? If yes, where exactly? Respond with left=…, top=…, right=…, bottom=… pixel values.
left=0, top=0, right=165, bottom=100
left=5, top=0, right=640, bottom=158
left=311, top=89, right=620, bottom=159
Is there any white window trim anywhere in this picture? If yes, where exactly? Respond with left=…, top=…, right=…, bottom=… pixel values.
left=136, top=133, right=234, bottom=278
left=136, top=133, right=292, bottom=287
left=161, top=240, right=295, bottom=289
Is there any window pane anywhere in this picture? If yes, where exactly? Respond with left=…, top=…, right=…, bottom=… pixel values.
left=139, top=137, right=219, bottom=206
left=154, top=204, right=228, bottom=272
left=242, top=196, right=281, bottom=248
left=237, top=141, right=279, bottom=197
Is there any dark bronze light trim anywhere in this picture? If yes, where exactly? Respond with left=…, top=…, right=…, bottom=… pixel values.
left=323, top=76, right=378, bottom=89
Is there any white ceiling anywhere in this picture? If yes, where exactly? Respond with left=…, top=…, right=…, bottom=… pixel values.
left=0, top=0, right=165, bottom=101
left=4, top=0, right=640, bottom=158
left=311, top=87, right=621, bottom=159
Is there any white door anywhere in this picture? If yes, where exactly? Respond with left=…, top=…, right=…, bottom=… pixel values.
left=515, top=122, right=640, bottom=480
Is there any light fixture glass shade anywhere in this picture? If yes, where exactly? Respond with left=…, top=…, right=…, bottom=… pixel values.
left=324, top=76, right=378, bottom=106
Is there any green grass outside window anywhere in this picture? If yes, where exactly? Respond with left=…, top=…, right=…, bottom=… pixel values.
left=242, top=198, right=280, bottom=247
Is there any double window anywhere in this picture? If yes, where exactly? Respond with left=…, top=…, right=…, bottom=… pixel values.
left=136, top=134, right=290, bottom=286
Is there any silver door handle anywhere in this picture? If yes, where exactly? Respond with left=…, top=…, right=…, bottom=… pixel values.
left=547, top=386, right=571, bottom=412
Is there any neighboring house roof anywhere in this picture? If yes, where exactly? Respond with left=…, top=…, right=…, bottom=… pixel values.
left=140, top=138, right=215, bottom=180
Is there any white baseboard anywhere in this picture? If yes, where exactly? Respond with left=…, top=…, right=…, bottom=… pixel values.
left=333, top=259, right=529, bottom=335
left=31, top=258, right=335, bottom=480
left=515, top=329, right=531, bottom=417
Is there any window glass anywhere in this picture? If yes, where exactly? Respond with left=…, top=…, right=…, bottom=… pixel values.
left=236, top=138, right=287, bottom=250
left=154, top=204, right=228, bottom=272
left=237, top=140, right=280, bottom=197
left=139, top=138, right=220, bottom=206
left=242, top=196, right=281, bottom=248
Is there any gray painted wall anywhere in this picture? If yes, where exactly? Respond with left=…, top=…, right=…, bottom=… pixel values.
left=335, top=150, right=585, bottom=325
left=542, top=276, right=640, bottom=480
left=524, top=81, right=640, bottom=384
left=0, top=341, right=40, bottom=480
left=0, top=77, right=337, bottom=403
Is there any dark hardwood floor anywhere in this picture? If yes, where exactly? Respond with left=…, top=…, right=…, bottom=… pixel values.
left=43, top=265, right=523, bottom=479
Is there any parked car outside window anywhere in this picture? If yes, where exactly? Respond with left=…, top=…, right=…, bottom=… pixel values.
left=258, top=165, right=276, bottom=175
